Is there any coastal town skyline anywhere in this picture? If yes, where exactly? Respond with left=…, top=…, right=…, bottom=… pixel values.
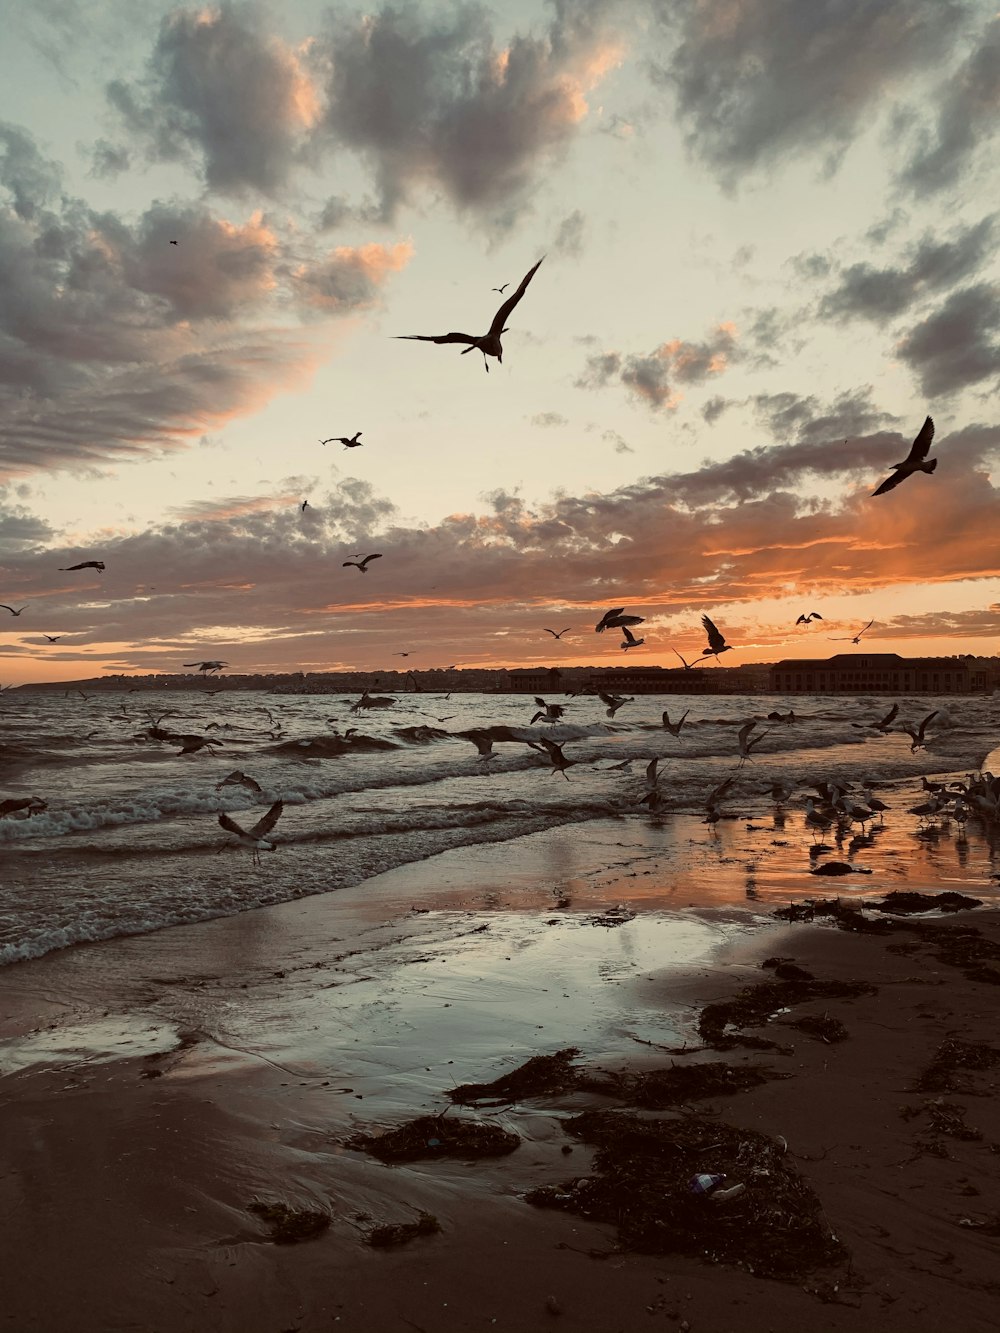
left=2, top=0, right=999, bottom=685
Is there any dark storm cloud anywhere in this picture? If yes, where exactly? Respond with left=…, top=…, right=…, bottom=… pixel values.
left=649, top=0, right=968, bottom=184
left=896, top=283, right=1000, bottom=398
left=575, top=325, right=738, bottom=410
left=818, top=216, right=995, bottom=325
left=0, top=490, right=53, bottom=554
left=750, top=389, right=897, bottom=445
left=106, top=3, right=318, bottom=196
left=0, top=126, right=410, bottom=477
left=899, top=16, right=1000, bottom=194
left=312, top=0, right=622, bottom=224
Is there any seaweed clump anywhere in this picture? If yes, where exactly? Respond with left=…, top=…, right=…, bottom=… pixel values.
left=789, top=1014, right=849, bottom=1044
left=348, top=1114, right=520, bottom=1162
left=366, top=1212, right=441, bottom=1247
left=526, top=1110, right=846, bottom=1281
left=698, top=979, right=876, bottom=1050
left=449, top=1048, right=584, bottom=1104
left=620, top=1063, right=789, bottom=1107
left=913, top=1038, right=1000, bottom=1095
left=247, top=1201, right=331, bottom=1244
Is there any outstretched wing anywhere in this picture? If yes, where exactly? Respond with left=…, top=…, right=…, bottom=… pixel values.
left=360, top=554, right=383, bottom=568
left=701, top=614, right=726, bottom=652
left=878, top=702, right=899, bottom=728
left=707, top=775, right=735, bottom=806
left=645, top=757, right=659, bottom=787
left=622, top=626, right=638, bottom=645
left=920, top=710, right=938, bottom=735
left=737, top=720, right=756, bottom=747
left=907, top=416, right=934, bottom=462
left=860, top=620, right=875, bottom=634
left=396, top=332, right=477, bottom=345
left=250, top=800, right=283, bottom=840
left=218, top=812, right=248, bottom=838
left=595, top=607, right=625, bottom=632
left=871, top=469, right=906, bottom=497
left=488, top=257, right=544, bottom=338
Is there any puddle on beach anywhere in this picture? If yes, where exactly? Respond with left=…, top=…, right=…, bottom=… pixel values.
left=0, top=1013, right=181, bottom=1073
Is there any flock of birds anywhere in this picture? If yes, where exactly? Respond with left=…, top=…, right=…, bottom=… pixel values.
left=0, top=251, right=969, bottom=873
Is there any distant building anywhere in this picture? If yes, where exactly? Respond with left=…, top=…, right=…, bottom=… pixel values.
left=769, top=653, right=978, bottom=694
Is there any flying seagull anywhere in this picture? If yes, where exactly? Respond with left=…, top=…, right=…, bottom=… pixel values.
left=216, top=771, right=263, bottom=795
left=700, top=614, right=733, bottom=662
left=852, top=702, right=898, bottom=734
left=670, top=648, right=704, bottom=670
left=218, top=800, right=284, bottom=866
left=831, top=619, right=874, bottom=644
left=492, top=283, right=509, bottom=294
left=301, top=500, right=309, bottom=512
left=396, top=257, right=544, bottom=372
left=526, top=734, right=575, bottom=780
left=737, top=720, right=770, bottom=764
left=903, top=710, right=938, bottom=753
left=169, top=240, right=178, bottom=245
left=42, top=635, right=62, bottom=643
left=662, top=709, right=689, bottom=737
left=1, top=605, right=27, bottom=616
left=59, top=561, right=105, bottom=572
left=321, top=432, right=363, bottom=448
left=872, top=416, right=936, bottom=497
left=599, top=690, right=633, bottom=719
left=595, top=607, right=644, bottom=633
left=620, top=626, right=644, bottom=651
left=530, top=697, right=565, bottom=724
left=544, top=627, right=572, bottom=639
left=795, top=612, right=823, bottom=624
left=343, top=554, right=382, bottom=572
left=184, top=660, right=228, bottom=674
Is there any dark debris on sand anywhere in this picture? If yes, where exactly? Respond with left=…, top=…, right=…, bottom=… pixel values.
left=913, top=1038, right=1000, bottom=1095
left=698, top=979, right=875, bottom=1051
left=348, top=1114, right=520, bottom=1162
left=789, top=1013, right=850, bottom=1043
left=450, top=1047, right=788, bottom=1108
left=366, top=1211, right=442, bottom=1247
left=527, top=1111, right=846, bottom=1282
left=247, top=1201, right=331, bottom=1244
left=900, top=1098, right=984, bottom=1142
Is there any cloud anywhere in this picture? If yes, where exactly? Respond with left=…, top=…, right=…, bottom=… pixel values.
left=292, top=241, right=414, bottom=314
left=6, top=418, right=1000, bottom=675
left=750, top=388, right=896, bottom=445
left=106, top=4, right=320, bottom=196
left=531, top=411, right=568, bottom=428
left=818, top=215, right=995, bottom=325
left=895, top=283, right=1000, bottom=397
left=312, top=0, right=622, bottom=225
left=602, top=429, right=633, bottom=453
left=899, top=15, right=1000, bottom=194
left=576, top=324, right=738, bottom=410
left=650, top=0, right=967, bottom=184
left=552, top=208, right=586, bottom=258
left=0, top=125, right=411, bottom=477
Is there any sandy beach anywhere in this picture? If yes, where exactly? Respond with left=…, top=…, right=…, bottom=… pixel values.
left=3, top=810, right=1000, bottom=1333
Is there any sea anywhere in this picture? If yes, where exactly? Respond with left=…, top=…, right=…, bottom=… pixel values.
left=2, top=687, right=999, bottom=967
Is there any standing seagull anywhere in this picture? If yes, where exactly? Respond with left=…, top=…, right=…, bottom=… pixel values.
left=831, top=619, right=875, bottom=644
left=59, top=561, right=105, bottom=572
left=321, top=432, right=363, bottom=449
left=1, top=604, right=27, bottom=616
left=218, top=800, right=284, bottom=866
left=872, top=417, right=936, bottom=497
left=343, top=554, right=382, bottom=573
left=396, top=257, right=544, bottom=372
left=700, top=615, right=733, bottom=662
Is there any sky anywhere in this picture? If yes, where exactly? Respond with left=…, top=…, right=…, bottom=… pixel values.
left=1, top=0, right=999, bottom=685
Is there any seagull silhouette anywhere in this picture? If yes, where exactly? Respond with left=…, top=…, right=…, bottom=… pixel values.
left=852, top=703, right=898, bottom=733
left=795, top=612, right=823, bottom=624
left=42, top=634, right=62, bottom=642
left=1, top=604, right=27, bottom=616
left=218, top=800, right=283, bottom=865
left=396, top=257, right=544, bottom=372
left=184, top=660, right=228, bottom=673
left=544, top=627, right=572, bottom=639
left=872, top=417, right=936, bottom=496
left=903, top=710, right=938, bottom=753
left=700, top=614, right=732, bottom=661
left=620, top=626, right=645, bottom=651
left=59, top=561, right=105, bottom=572
left=492, top=283, right=509, bottom=294
left=343, top=554, right=382, bottom=572
left=169, top=240, right=178, bottom=245
left=301, top=500, right=309, bottom=512
left=321, top=432, right=363, bottom=448
left=670, top=648, right=705, bottom=670
left=595, top=607, right=644, bottom=633
left=831, top=619, right=875, bottom=644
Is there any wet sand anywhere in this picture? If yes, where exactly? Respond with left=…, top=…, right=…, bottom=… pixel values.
left=2, top=811, right=1000, bottom=1332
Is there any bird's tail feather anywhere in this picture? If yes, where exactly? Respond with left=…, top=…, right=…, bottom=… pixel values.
left=927, top=458, right=938, bottom=473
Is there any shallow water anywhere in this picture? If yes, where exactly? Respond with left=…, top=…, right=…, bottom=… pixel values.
left=1, top=687, right=998, bottom=964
